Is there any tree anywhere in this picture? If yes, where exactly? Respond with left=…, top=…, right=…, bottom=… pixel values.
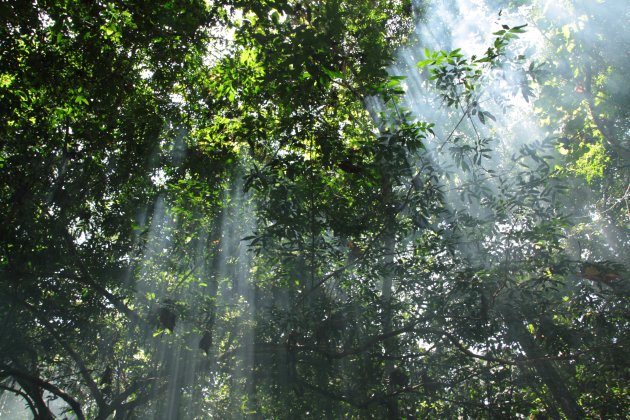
left=1, top=0, right=628, bottom=418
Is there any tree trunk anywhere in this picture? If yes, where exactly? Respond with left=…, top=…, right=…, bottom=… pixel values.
left=503, top=312, right=585, bottom=419
left=381, top=174, right=398, bottom=419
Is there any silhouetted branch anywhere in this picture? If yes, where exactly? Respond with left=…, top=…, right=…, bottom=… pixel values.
left=0, top=364, right=85, bottom=420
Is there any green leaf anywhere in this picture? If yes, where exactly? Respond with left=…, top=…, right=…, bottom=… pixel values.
left=509, top=24, right=527, bottom=33
left=321, top=67, right=344, bottom=80
left=75, top=95, right=89, bottom=105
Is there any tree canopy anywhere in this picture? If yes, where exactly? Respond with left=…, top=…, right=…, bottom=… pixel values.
left=1, top=0, right=628, bottom=418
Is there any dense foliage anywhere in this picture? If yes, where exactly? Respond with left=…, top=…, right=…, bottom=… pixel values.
left=1, top=0, right=628, bottom=418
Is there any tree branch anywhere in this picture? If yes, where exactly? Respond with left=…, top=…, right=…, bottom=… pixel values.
left=0, top=364, right=85, bottom=420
